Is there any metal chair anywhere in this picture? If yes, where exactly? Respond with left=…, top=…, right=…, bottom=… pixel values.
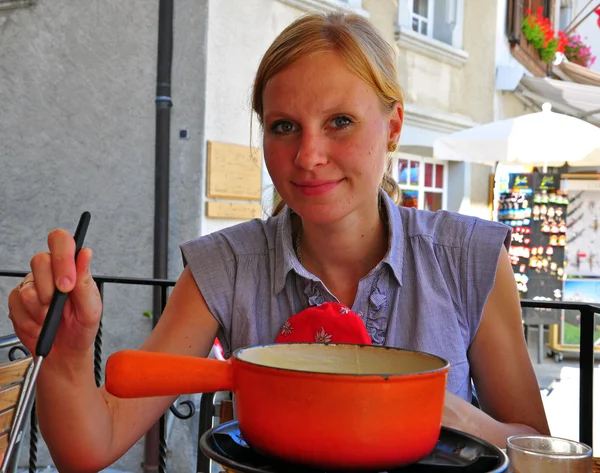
left=0, top=348, right=34, bottom=473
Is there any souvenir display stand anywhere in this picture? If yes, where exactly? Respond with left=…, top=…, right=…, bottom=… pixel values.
left=498, top=173, right=567, bottom=301
left=497, top=172, right=568, bottom=363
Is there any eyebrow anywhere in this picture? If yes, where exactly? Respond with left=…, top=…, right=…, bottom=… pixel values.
left=263, top=103, right=362, bottom=122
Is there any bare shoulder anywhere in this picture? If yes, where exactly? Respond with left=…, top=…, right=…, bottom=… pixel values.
left=139, top=266, right=220, bottom=357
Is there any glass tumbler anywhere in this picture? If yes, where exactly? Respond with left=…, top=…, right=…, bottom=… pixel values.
left=507, top=434, right=592, bottom=473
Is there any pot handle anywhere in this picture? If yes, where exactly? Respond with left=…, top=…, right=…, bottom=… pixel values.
left=105, top=350, right=234, bottom=398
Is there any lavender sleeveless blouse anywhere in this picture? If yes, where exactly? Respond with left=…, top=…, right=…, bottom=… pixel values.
left=180, top=191, right=511, bottom=401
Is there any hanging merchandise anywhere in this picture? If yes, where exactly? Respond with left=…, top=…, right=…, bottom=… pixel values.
left=497, top=174, right=533, bottom=294
left=527, top=174, right=568, bottom=302
left=498, top=172, right=568, bottom=299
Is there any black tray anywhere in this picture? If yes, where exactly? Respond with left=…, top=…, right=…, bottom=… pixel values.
left=199, top=421, right=509, bottom=472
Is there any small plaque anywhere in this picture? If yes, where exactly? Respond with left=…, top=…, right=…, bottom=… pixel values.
left=206, top=141, right=262, bottom=200
left=206, top=201, right=263, bottom=220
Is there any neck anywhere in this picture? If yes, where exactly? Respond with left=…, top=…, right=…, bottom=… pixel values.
left=296, top=197, right=389, bottom=295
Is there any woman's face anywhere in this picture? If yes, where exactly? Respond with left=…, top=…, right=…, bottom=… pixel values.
left=261, top=50, right=402, bottom=224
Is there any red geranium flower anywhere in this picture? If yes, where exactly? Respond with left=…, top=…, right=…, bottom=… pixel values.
left=522, top=7, right=563, bottom=63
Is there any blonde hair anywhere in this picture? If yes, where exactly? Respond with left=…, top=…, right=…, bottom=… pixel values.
left=252, top=12, right=404, bottom=216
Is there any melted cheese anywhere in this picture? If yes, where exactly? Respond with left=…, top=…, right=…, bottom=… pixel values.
left=236, top=343, right=446, bottom=375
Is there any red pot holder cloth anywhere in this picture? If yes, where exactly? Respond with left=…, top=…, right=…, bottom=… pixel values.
left=275, top=302, right=372, bottom=345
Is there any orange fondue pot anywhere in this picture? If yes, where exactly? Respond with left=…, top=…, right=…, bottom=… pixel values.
left=105, top=343, right=450, bottom=471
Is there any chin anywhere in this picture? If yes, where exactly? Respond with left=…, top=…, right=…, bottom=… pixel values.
left=291, top=202, right=352, bottom=224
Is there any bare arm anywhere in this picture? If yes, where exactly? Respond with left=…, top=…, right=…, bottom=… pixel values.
left=34, top=266, right=220, bottom=473
left=441, top=245, right=550, bottom=446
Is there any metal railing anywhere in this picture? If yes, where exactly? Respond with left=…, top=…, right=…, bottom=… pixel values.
left=0, top=270, right=180, bottom=473
left=520, top=299, right=599, bottom=448
left=1, top=270, right=598, bottom=472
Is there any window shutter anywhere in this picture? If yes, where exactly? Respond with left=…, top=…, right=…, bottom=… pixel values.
left=523, top=0, right=553, bottom=17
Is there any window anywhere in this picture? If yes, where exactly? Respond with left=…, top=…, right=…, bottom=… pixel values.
left=396, top=156, right=447, bottom=211
left=411, top=0, right=430, bottom=35
left=396, top=0, right=468, bottom=66
left=409, top=0, right=460, bottom=46
left=558, top=0, right=572, bottom=30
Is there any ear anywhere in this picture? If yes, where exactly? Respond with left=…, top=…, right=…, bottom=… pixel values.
left=387, top=102, right=403, bottom=144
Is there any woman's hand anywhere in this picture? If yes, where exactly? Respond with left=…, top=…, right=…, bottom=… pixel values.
left=7, top=229, right=103, bottom=360
left=6, top=237, right=219, bottom=472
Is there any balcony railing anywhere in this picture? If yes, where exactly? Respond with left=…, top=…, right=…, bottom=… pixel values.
left=0, top=270, right=597, bottom=472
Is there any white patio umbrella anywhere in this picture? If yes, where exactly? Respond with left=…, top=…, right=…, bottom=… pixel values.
left=433, top=103, right=600, bottom=171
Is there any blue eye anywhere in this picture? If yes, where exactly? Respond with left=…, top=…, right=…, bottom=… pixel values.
left=331, top=116, right=353, bottom=129
left=271, top=121, right=295, bottom=134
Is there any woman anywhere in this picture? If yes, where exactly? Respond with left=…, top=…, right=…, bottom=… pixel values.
left=7, top=12, right=549, bottom=473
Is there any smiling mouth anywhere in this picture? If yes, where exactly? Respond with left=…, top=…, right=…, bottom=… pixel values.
left=293, top=179, right=344, bottom=196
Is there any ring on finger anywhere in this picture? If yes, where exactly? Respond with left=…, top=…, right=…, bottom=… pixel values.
left=17, top=278, right=35, bottom=293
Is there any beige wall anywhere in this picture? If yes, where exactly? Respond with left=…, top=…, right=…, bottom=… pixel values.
left=367, top=0, right=498, bottom=216
left=400, top=53, right=456, bottom=110
left=363, top=0, right=456, bottom=111
left=365, top=0, right=454, bottom=110
left=496, top=90, right=537, bottom=120
left=362, top=0, right=397, bottom=46
left=391, top=0, right=498, bottom=124
left=454, top=0, right=498, bottom=124
left=202, top=0, right=304, bottom=235
left=335, top=0, right=500, bottom=126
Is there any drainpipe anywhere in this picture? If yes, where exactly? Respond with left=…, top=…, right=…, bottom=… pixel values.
left=143, top=0, right=173, bottom=471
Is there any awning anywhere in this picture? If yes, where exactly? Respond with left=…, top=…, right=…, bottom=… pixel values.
left=514, top=75, right=600, bottom=126
left=557, top=60, right=600, bottom=87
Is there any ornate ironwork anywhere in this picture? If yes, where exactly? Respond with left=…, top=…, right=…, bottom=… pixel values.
left=28, top=401, right=38, bottom=473
left=94, top=281, right=104, bottom=388
left=8, top=345, right=30, bottom=361
left=158, top=415, right=167, bottom=473
left=94, top=319, right=104, bottom=388
left=170, top=400, right=196, bottom=420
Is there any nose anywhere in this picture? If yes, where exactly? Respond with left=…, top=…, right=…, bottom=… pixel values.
left=294, top=131, right=328, bottom=171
